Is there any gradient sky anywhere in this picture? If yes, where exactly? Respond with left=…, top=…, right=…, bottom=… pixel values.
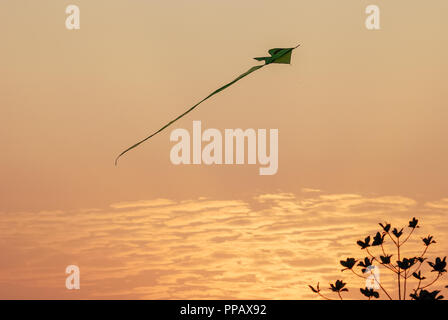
left=1, top=0, right=447, bottom=299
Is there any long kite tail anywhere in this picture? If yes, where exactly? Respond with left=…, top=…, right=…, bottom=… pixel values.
left=114, top=64, right=265, bottom=165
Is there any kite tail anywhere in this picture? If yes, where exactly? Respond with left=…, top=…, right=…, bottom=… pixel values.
left=114, top=64, right=265, bottom=165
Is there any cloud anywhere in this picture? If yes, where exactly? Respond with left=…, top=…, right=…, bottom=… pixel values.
left=425, top=198, right=448, bottom=209
left=0, top=191, right=447, bottom=299
left=110, top=198, right=176, bottom=209
left=301, top=188, right=322, bottom=193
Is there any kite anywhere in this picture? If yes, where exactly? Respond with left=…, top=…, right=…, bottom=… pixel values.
left=115, top=44, right=300, bottom=165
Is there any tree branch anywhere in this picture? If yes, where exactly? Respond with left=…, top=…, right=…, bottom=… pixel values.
left=420, top=273, right=443, bottom=290
left=400, top=227, right=415, bottom=247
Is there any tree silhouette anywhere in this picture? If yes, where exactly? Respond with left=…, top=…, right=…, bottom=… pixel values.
left=309, top=217, right=447, bottom=300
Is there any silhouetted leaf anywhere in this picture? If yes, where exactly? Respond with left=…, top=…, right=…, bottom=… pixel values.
left=410, top=290, right=444, bottom=300
left=357, top=236, right=371, bottom=249
left=340, top=258, right=357, bottom=271
left=412, top=271, right=426, bottom=281
left=372, top=232, right=385, bottom=246
left=423, top=235, right=436, bottom=247
left=379, top=222, right=391, bottom=233
left=408, top=217, right=419, bottom=229
left=330, top=280, right=347, bottom=293
left=360, top=287, right=380, bottom=299
left=358, top=257, right=373, bottom=273
left=397, top=258, right=417, bottom=270
left=428, top=257, right=447, bottom=274
left=380, top=255, right=392, bottom=264
left=392, top=228, right=403, bottom=238
left=309, top=283, right=320, bottom=293
left=416, top=257, right=426, bottom=263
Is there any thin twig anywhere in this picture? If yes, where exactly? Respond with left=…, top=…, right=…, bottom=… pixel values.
left=317, top=292, right=333, bottom=301
left=350, top=269, right=392, bottom=300
left=400, top=228, right=415, bottom=247
left=420, top=273, right=443, bottom=290
left=403, top=270, right=407, bottom=300
left=372, top=270, right=393, bottom=300
left=405, top=246, right=429, bottom=278
left=385, top=230, right=398, bottom=246
left=397, top=238, right=401, bottom=300
left=366, top=248, right=398, bottom=274
left=380, top=243, right=399, bottom=273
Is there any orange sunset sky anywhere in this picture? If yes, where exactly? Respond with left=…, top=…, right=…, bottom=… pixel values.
left=1, top=0, right=448, bottom=299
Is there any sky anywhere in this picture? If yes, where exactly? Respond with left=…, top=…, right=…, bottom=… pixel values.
left=0, top=0, right=447, bottom=299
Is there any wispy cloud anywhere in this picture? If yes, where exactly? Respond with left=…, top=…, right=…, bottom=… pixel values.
left=0, top=191, right=447, bottom=299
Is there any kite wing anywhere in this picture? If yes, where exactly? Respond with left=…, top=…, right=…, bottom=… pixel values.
left=115, top=44, right=300, bottom=165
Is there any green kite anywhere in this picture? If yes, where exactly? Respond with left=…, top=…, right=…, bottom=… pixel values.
left=115, top=44, right=300, bottom=165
